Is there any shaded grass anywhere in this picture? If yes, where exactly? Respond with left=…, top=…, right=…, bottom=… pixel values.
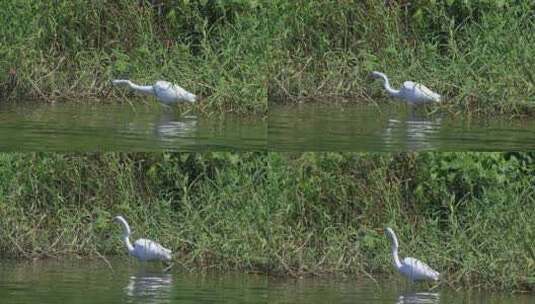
left=0, top=152, right=534, bottom=292
left=0, top=153, right=270, bottom=270
left=0, top=1, right=269, bottom=114
left=270, top=1, right=535, bottom=117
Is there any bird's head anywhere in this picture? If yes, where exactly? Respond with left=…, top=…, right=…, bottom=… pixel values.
left=111, top=79, right=132, bottom=87
left=370, top=71, right=385, bottom=79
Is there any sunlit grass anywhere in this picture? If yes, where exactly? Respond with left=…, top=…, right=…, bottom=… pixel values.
left=270, top=1, right=535, bottom=116
left=0, top=1, right=268, bottom=114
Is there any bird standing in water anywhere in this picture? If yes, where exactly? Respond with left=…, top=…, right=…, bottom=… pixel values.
left=371, top=71, right=441, bottom=104
left=385, top=227, right=440, bottom=282
left=114, top=215, right=173, bottom=271
left=112, top=79, right=197, bottom=105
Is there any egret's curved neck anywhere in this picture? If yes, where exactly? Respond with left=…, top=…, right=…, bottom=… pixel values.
left=375, top=73, right=400, bottom=97
left=116, top=217, right=134, bottom=254
left=113, top=79, right=154, bottom=95
left=387, top=230, right=403, bottom=269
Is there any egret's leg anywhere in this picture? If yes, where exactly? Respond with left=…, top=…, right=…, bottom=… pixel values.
left=163, top=262, right=174, bottom=272
left=427, top=106, right=439, bottom=116
left=180, top=107, right=193, bottom=117
left=408, top=104, right=417, bottom=119
left=159, top=103, right=172, bottom=110
left=429, top=283, right=440, bottom=291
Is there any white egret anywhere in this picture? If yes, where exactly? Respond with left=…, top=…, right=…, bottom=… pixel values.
left=111, top=79, right=197, bottom=104
left=371, top=71, right=441, bottom=104
left=114, top=215, right=173, bottom=266
left=385, top=227, right=440, bottom=282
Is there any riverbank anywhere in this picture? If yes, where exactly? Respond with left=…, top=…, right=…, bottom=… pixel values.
left=270, top=1, right=535, bottom=117
left=1, top=1, right=268, bottom=114
left=0, top=153, right=533, bottom=292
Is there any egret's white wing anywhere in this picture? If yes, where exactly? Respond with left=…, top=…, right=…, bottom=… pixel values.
left=153, top=81, right=173, bottom=96
left=153, top=81, right=180, bottom=104
left=402, top=81, right=441, bottom=103
left=403, top=257, right=439, bottom=281
left=170, top=83, right=196, bottom=102
left=133, top=238, right=172, bottom=261
left=416, top=83, right=440, bottom=100
left=402, top=81, right=417, bottom=88
left=154, top=80, right=196, bottom=103
left=171, top=83, right=190, bottom=95
left=403, top=81, right=435, bottom=93
left=154, top=80, right=173, bottom=88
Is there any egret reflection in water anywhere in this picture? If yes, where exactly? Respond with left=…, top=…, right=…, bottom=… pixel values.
left=383, top=114, right=442, bottom=150
left=152, top=110, right=197, bottom=141
left=125, top=272, right=173, bottom=303
left=0, top=259, right=531, bottom=304
left=396, top=292, right=440, bottom=304
left=269, top=102, right=535, bottom=151
left=0, top=101, right=265, bottom=151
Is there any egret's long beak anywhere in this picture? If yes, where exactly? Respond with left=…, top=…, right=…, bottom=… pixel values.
left=369, top=72, right=380, bottom=80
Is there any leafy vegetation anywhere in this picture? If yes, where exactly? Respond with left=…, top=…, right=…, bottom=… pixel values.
left=269, top=152, right=535, bottom=291
left=0, top=1, right=269, bottom=113
left=0, top=153, right=270, bottom=270
left=3, top=1, right=533, bottom=116
left=0, top=152, right=534, bottom=292
left=271, top=0, right=535, bottom=116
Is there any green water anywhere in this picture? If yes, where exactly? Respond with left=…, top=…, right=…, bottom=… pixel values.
left=0, top=101, right=266, bottom=151
left=0, top=259, right=268, bottom=303
left=0, top=260, right=532, bottom=304
left=4, top=101, right=535, bottom=152
left=270, top=277, right=533, bottom=304
left=269, top=102, right=535, bottom=151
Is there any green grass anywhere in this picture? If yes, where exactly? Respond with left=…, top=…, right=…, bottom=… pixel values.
left=268, top=152, right=535, bottom=292
left=4, top=1, right=533, bottom=116
left=0, top=1, right=269, bottom=114
left=0, top=152, right=534, bottom=292
left=270, top=1, right=535, bottom=117
left=0, top=153, right=270, bottom=270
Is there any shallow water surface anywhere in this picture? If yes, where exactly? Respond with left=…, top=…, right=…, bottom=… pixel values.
left=270, top=277, right=532, bottom=304
left=0, top=259, right=268, bottom=303
left=0, top=260, right=532, bottom=304
left=269, top=102, right=535, bottom=151
left=0, top=101, right=266, bottom=151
